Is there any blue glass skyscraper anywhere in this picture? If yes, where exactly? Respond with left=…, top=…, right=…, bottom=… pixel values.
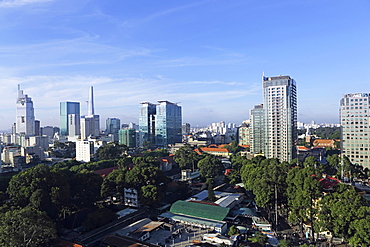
left=60, top=102, right=80, bottom=136
left=139, top=100, right=182, bottom=148
left=139, top=102, right=157, bottom=146
left=155, top=100, right=182, bottom=147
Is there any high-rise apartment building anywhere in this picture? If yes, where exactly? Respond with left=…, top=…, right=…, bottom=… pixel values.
left=250, top=104, right=265, bottom=154
left=60, top=101, right=80, bottom=136
left=238, top=120, right=251, bottom=146
left=250, top=75, right=297, bottom=161
left=263, top=75, right=297, bottom=161
left=119, top=129, right=137, bottom=148
left=139, top=100, right=182, bottom=148
left=340, top=93, right=370, bottom=169
left=16, top=85, right=35, bottom=136
left=182, top=123, right=191, bottom=135
left=81, top=86, right=100, bottom=140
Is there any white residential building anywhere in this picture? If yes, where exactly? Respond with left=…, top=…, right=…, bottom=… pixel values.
left=262, top=75, right=297, bottom=161
left=250, top=75, right=297, bottom=161
left=340, top=93, right=370, bottom=169
left=76, top=140, right=94, bottom=162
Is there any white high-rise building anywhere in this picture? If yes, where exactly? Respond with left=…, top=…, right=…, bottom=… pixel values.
left=68, top=114, right=80, bottom=137
left=81, top=86, right=100, bottom=140
left=16, top=85, right=35, bottom=136
left=340, top=93, right=370, bottom=169
left=262, top=75, right=297, bottom=161
left=251, top=75, right=297, bottom=161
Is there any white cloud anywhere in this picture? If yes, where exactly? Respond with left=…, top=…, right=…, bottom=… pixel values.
left=0, top=74, right=259, bottom=129
left=0, top=0, right=54, bottom=8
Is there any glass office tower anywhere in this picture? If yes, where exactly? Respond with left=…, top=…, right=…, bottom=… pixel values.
left=60, top=102, right=80, bottom=136
left=139, top=100, right=182, bottom=148
left=155, top=100, right=182, bottom=148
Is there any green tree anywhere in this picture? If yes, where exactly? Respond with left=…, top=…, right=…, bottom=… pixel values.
left=101, top=168, right=126, bottom=200
left=349, top=215, right=370, bottom=247
left=316, top=183, right=368, bottom=242
left=125, top=163, right=169, bottom=205
left=228, top=225, right=240, bottom=236
left=249, top=231, right=267, bottom=244
left=82, top=208, right=117, bottom=231
left=207, top=178, right=216, bottom=202
left=0, top=207, right=57, bottom=247
left=7, top=165, right=75, bottom=219
left=141, top=185, right=160, bottom=205
left=241, top=158, right=288, bottom=225
left=286, top=166, right=322, bottom=239
left=198, top=155, right=224, bottom=179
left=70, top=171, right=103, bottom=208
left=95, top=142, right=128, bottom=160
left=278, top=239, right=292, bottom=247
left=174, top=144, right=201, bottom=170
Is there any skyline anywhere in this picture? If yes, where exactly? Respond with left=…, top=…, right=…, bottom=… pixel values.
left=1, top=0, right=370, bottom=130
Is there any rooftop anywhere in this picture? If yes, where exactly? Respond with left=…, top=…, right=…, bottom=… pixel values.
left=170, top=200, right=229, bottom=221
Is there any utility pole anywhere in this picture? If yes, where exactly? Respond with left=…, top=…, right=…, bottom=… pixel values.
left=275, top=183, right=278, bottom=228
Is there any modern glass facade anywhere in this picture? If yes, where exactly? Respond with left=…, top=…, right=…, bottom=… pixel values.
left=155, top=100, right=182, bottom=148
left=139, top=102, right=157, bottom=145
left=340, top=93, right=370, bottom=169
left=60, top=102, right=80, bottom=136
left=119, top=129, right=136, bottom=148
left=139, top=101, right=182, bottom=148
left=16, top=87, right=35, bottom=136
left=250, top=104, right=265, bottom=154
left=106, top=118, right=121, bottom=134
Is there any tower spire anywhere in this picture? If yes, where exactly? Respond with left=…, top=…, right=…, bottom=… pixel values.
left=88, top=86, right=94, bottom=115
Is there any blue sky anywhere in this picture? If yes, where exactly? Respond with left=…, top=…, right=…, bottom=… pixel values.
left=0, top=0, right=369, bottom=130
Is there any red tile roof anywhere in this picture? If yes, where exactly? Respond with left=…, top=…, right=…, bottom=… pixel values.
left=94, top=167, right=118, bottom=177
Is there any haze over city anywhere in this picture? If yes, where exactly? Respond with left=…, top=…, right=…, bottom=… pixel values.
left=1, top=0, right=370, bottom=130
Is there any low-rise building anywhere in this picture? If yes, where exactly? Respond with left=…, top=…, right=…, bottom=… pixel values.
left=124, top=188, right=140, bottom=208
left=160, top=200, right=229, bottom=233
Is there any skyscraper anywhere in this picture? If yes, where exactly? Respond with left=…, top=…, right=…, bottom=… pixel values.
left=139, top=102, right=157, bottom=145
left=340, top=93, right=370, bottom=169
left=250, top=104, right=265, bottom=154
left=106, top=118, right=121, bottom=135
left=250, top=75, right=297, bottom=161
left=263, top=75, right=297, bottom=161
left=119, top=128, right=136, bottom=148
left=16, top=85, right=35, bottom=136
left=139, top=100, right=182, bottom=148
left=60, top=101, right=80, bottom=136
left=81, top=86, right=100, bottom=140
left=155, top=100, right=182, bottom=147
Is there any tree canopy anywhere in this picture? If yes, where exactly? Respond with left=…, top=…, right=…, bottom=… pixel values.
left=0, top=207, right=57, bottom=247
left=198, top=155, right=224, bottom=179
left=95, top=142, right=128, bottom=160
left=6, top=164, right=103, bottom=220
left=174, top=144, right=202, bottom=170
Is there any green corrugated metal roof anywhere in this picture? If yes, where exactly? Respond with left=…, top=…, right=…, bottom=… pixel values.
left=160, top=212, right=225, bottom=227
left=170, top=201, right=229, bottom=221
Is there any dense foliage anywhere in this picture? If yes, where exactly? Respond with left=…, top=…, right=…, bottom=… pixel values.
left=174, top=144, right=202, bottom=170
left=95, top=142, right=128, bottom=160
left=0, top=207, right=57, bottom=247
